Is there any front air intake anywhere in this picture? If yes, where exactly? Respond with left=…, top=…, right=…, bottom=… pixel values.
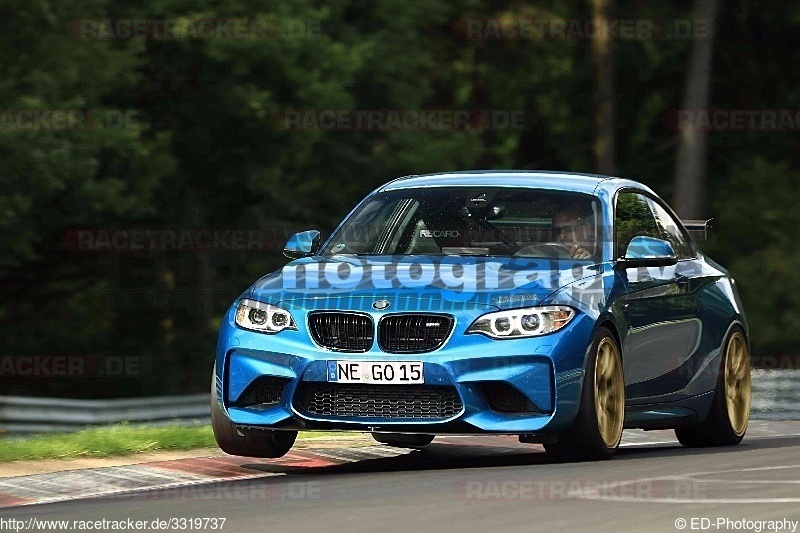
left=480, top=382, right=545, bottom=413
left=231, top=377, right=290, bottom=408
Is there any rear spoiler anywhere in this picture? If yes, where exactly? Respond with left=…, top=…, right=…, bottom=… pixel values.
left=682, top=218, right=714, bottom=242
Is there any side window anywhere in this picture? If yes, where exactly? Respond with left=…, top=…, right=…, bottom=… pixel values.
left=646, top=199, right=694, bottom=259
left=614, top=193, right=660, bottom=258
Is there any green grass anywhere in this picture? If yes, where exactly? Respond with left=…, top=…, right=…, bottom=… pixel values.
left=0, top=425, right=355, bottom=462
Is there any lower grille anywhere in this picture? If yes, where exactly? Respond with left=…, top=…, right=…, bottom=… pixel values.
left=379, top=314, right=454, bottom=353
left=295, top=383, right=463, bottom=420
left=308, top=312, right=374, bottom=352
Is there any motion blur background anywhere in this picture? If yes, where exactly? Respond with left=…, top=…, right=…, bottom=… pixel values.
left=1, top=0, right=797, bottom=399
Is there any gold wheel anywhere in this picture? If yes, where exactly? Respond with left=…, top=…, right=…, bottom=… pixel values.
left=724, top=331, right=751, bottom=436
left=593, top=338, right=624, bottom=448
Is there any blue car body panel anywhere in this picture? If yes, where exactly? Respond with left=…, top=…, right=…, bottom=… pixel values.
left=214, top=171, right=747, bottom=435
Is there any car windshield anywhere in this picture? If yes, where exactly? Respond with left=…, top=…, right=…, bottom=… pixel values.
left=321, top=187, right=602, bottom=260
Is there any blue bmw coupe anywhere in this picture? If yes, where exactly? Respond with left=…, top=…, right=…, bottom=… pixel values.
left=212, top=171, right=751, bottom=461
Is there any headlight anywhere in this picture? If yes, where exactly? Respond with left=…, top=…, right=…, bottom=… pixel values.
left=235, top=299, right=297, bottom=334
left=467, top=306, right=575, bottom=339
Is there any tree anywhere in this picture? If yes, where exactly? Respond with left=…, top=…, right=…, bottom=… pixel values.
left=673, top=0, right=719, bottom=219
left=589, top=0, right=616, bottom=175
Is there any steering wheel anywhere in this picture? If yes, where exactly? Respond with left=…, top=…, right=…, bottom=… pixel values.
left=513, top=242, right=575, bottom=259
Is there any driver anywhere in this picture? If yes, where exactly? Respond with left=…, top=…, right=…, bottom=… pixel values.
left=552, top=205, right=595, bottom=260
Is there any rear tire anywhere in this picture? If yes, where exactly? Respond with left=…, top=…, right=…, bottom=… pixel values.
left=675, top=326, right=750, bottom=448
left=211, top=365, right=297, bottom=458
left=371, top=433, right=434, bottom=448
left=544, top=327, right=625, bottom=461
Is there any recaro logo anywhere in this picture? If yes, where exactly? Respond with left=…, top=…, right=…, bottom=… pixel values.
left=420, top=230, right=460, bottom=238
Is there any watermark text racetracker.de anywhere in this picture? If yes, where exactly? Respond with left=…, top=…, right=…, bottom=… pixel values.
left=0, top=355, right=146, bottom=378
left=59, top=478, right=321, bottom=503
left=670, top=109, right=800, bottom=131
left=455, top=17, right=711, bottom=40
left=69, top=18, right=328, bottom=40
left=674, top=517, right=798, bottom=532
left=274, top=109, right=526, bottom=131
left=456, top=477, right=706, bottom=501
left=0, top=109, right=140, bottom=131
left=64, top=226, right=306, bottom=252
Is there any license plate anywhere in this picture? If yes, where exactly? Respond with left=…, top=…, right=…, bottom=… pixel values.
left=327, top=361, right=424, bottom=384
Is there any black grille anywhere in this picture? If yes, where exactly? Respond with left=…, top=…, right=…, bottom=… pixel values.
left=232, top=377, right=289, bottom=408
left=295, top=383, right=463, bottom=420
left=308, top=312, right=374, bottom=352
left=379, top=314, right=454, bottom=353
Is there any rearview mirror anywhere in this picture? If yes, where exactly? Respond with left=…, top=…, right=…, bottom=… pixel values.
left=284, top=230, right=320, bottom=259
left=616, top=236, right=677, bottom=268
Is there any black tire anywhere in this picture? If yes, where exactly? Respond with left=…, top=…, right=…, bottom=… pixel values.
left=544, top=327, right=625, bottom=461
left=675, top=326, right=750, bottom=448
left=371, top=433, right=435, bottom=448
left=211, top=365, right=297, bottom=458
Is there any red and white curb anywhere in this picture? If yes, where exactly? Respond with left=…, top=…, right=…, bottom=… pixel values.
left=0, top=445, right=409, bottom=508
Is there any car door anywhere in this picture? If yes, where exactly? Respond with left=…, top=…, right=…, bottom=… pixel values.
left=632, top=196, right=706, bottom=399
left=615, top=192, right=699, bottom=402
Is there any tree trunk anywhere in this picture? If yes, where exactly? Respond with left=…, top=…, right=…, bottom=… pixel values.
left=590, top=0, right=616, bottom=175
left=674, top=0, right=719, bottom=219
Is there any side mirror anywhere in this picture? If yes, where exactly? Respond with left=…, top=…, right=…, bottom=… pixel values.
left=284, top=230, right=320, bottom=259
left=616, top=236, right=677, bottom=268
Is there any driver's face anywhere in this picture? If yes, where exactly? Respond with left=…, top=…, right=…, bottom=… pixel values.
left=553, top=211, right=591, bottom=246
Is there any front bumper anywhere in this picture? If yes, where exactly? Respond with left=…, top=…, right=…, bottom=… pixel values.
left=215, top=303, right=594, bottom=434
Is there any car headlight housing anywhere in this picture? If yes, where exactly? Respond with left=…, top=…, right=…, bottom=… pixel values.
left=467, top=306, right=575, bottom=339
left=235, top=299, right=297, bottom=334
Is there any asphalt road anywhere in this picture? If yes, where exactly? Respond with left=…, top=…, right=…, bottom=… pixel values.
left=5, top=422, right=800, bottom=533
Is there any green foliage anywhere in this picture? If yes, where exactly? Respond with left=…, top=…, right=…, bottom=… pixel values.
left=0, top=425, right=351, bottom=461
left=0, top=424, right=216, bottom=461
left=706, top=159, right=800, bottom=355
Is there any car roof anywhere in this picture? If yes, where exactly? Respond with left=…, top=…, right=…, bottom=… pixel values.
left=379, top=170, right=656, bottom=198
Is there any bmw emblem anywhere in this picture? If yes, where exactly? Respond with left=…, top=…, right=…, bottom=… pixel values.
left=372, top=299, right=391, bottom=310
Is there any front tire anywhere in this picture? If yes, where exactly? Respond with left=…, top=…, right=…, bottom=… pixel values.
left=675, top=327, right=750, bottom=447
left=544, top=327, right=625, bottom=461
left=211, top=365, right=297, bottom=458
left=371, top=433, right=435, bottom=448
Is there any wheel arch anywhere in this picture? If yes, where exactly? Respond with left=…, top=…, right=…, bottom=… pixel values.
left=597, top=319, right=622, bottom=353
left=587, top=315, right=623, bottom=364
left=570, top=316, right=624, bottom=412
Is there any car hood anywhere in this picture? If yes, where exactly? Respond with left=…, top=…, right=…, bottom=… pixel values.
left=248, top=255, right=601, bottom=312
